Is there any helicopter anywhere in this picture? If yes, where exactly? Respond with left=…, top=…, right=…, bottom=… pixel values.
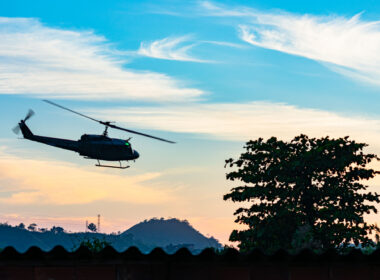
left=13, top=100, right=175, bottom=169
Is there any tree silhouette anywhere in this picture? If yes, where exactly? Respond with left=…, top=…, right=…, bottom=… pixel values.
left=88, top=223, right=97, bottom=232
left=27, top=223, right=37, bottom=232
left=75, top=238, right=110, bottom=252
left=224, top=135, right=380, bottom=253
left=17, top=223, right=25, bottom=230
left=50, top=226, right=64, bottom=234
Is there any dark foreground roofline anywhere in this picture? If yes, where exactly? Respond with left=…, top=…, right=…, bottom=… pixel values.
left=1, top=245, right=380, bottom=263
left=2, top=246, right=380, bottom=279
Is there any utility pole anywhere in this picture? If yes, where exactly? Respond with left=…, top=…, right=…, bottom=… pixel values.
left=97, top=214, right=100, bottom=233
left=85, top=220, right=88, bottom=233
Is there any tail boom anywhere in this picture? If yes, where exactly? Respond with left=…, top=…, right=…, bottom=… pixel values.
left=19, top=121, right=79, bottom=152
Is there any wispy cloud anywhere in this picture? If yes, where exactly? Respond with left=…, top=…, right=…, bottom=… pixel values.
left=200, top=1, right=253, bottom=17
left=91, top=102, right=380, bottom=150
left=201, top=40, right=247, bottom=49
left=201, top=2, right=380, bottom=86
left=0, top=17, right=203, bottom=101
left=137, top=35, right=210, bottom=62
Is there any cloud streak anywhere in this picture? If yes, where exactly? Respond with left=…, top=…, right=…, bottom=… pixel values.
left=202, top=2, right=380, bottom=86
left=137, top=35, right=244, bottom=62
left=91, top=102, right=380, bottom=151
left=0, top=17, right=203, bottom=101
left=138, top=35, right=209, bottom=62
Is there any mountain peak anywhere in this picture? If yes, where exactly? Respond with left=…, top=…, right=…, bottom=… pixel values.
left=122, top=218, right=222, bottom=250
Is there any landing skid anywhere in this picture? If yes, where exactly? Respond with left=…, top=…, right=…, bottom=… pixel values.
left=95, top=160, right=130, bottom=169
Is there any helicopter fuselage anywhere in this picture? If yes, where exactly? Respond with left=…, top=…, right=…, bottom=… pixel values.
left=78, top=134, right=139, bottom=161
left=19, top=120, right=139, bottom=161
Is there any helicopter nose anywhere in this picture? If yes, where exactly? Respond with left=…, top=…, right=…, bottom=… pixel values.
left=133, top=150, right=140, bottom=159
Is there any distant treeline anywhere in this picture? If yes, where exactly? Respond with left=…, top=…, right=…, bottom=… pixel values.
left=0, top=218, right=222, bottom=253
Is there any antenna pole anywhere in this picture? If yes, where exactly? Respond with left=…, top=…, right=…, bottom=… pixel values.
left=97, top=214, right=100, bottom=233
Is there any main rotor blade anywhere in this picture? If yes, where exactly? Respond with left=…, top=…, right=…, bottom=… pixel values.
left=107, top=123, right=176, bottom=143
left=43, top=100, right=101, bottom=124
left=43, top=99, right=176, bottom=143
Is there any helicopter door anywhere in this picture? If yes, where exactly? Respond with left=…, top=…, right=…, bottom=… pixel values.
left=89, top=142, right=103, bottom=158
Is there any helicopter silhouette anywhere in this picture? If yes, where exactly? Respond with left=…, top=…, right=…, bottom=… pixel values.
left=13, top=100, right=175, bottom=169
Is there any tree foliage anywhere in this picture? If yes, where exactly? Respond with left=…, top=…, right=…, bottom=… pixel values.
left=17, top=223, right=25, bottom=230
left=27, top=223, right=37, bottom=232
left=78, top=238, right=110, bottom=253
left=50, top=226, right=64, bottom=234
left=224, top=135, right=380, bottom=253
left=87, top=223, right=97, bottom=233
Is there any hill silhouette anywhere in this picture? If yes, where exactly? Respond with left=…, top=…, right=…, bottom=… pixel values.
left=0, top=218, right=222, bottom=253
left=122, top=218, right=221, bottom=252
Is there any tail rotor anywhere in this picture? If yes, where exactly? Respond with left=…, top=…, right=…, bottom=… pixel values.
left=12, top=109, right=35, bottom=135
left=12, top=125, right=21, bottom=135
left=24, top=109, right=35, bottom=122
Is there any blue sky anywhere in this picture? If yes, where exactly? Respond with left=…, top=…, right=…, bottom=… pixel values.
left=1, top=0, right=380, bottom=244
left=2, top=0, right=379, bottom=113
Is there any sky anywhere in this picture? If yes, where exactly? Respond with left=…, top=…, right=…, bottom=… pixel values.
left=1, top=0, right=380, bottom=245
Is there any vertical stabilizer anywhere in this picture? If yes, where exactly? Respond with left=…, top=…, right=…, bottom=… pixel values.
left=19, top=121, right=34, bottom=139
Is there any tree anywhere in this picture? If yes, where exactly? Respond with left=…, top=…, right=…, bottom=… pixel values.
left=27, top=223, right=37, bottom=232
left=73, top=238, right=110, bottom=253
left=87, top=223, right=97, bottom=232
left=17, top=223, right=25, bottom=230
left=50, top=226, right=64, bottom=234
left=224, top=135, right=380, bottom=253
